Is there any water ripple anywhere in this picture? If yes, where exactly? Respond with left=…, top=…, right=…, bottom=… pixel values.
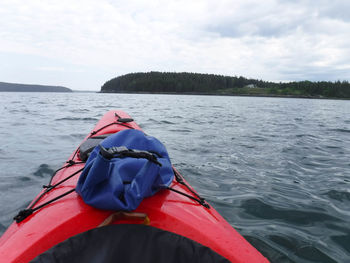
left=241, top=198, right=341, bottom=225
left=324, top=190, right=350, bottom=202
left=55, top=117, right=99, bottom=121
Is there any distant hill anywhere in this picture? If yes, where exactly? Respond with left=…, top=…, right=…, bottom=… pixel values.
left=0, top=82, right=72, bottom=92
left=101, top=72, right=350, bottom=99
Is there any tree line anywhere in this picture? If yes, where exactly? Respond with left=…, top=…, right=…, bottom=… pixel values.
left=100, top=72, right=350, bottom=99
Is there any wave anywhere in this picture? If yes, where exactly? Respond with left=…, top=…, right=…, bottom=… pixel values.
left=329, top=128, right=350, bottom=133
left=324, top=190, right=350, bottom=202
left=55, top=117, right=99, bottom=121
left=241, top=198, right=340, bottom=225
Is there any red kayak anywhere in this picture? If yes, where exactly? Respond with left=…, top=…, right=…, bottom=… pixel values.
left=0, top=110, right=268, bottom=263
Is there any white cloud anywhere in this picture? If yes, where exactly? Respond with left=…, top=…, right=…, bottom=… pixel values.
left=0, top=0, right=349, bottom=90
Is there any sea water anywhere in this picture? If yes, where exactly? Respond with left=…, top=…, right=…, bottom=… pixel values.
left=0, top=92, right=349, bottom=262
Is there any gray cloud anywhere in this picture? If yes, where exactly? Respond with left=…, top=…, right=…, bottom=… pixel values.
left=204, top=1, right=303, bottom=38
left=205, top=1, right=349, bottom=38
left=207, top=18, right=301, bottom=38
left=316, top=0, right=350, bottom=22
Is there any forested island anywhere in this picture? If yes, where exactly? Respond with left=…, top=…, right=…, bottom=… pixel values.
left=0, top=82, right=72, bottom=92
left=101, top=72, right=350, bottom=99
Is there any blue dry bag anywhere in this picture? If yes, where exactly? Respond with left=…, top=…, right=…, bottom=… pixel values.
left=76, top=129, right=174, bottom=211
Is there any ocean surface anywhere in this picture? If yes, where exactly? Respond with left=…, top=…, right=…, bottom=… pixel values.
left=0, top=92, right=349, bottom=262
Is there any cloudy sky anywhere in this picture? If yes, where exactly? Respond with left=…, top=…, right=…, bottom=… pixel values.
left=1, top=0, right=349, bottom=91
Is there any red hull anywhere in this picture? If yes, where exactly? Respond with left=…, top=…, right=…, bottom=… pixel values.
left=0, top=110, right=268, bottom=263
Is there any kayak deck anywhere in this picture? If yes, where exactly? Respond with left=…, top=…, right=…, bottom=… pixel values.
left=0, top=110, right=268, bottom=263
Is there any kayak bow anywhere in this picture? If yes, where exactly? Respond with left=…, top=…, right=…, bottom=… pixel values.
left=0, top=110, right=268, bottom=263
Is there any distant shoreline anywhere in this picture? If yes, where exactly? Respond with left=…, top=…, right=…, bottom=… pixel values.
left=0, top=81, right=72, bottom=92
left=100, top=72, right=350, bottom=100
left=99, top=90, right=350, bottom=100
